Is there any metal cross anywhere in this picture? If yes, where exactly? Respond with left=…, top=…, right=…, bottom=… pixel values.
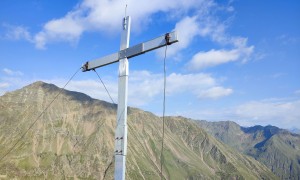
left=82, top=16, right=178, bottom=180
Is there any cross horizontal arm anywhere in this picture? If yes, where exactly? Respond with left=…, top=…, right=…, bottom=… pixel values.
left=82, top=31, right=178, bottom=72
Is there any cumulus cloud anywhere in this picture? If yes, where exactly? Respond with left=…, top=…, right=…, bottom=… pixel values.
left=167, top=9, right=255, bottom=70
left=3, top=0, right=254, bottom=70
left=233, top=99, right=300, bottom=128
left=30, top=0, right=212, bottom=49
left=186, top=45, right=253, bottom=70
left=0, top=82, right=10, bottom=89
left=129, top=71, right=232, bottom=105
left=3, top=75, right=298, bottom=129
left=0, top=70, right=27, bottom=95
left=129, top=71, right=216, bottom=105
left=0, top=82, right=10, bottom=95
left=180, top=98, right=300, bottom=129
left=34, top=16, right=84, bottom=49
left=165, top=16, right=200, bottom=57
left=198, top=86, right=232, bottom=99
left=159, top=9, right=247, bottom=59
left=159, top=4, right=254, bottom=69
left=45, top=78, right=118, bottom=103
left=38, top=70, right=232, bottom=106
left=187, top=49, right=239, bottom=70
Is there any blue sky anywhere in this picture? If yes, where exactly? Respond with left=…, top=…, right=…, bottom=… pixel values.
left=0, top=0, right=299, bottom=129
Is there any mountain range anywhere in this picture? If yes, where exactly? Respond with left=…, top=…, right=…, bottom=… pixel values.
left=0, top=81, right=286, bottom=179
left=196, top=120, right=300, bottom=179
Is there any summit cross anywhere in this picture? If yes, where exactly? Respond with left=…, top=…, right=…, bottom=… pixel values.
left=82, top=16, right=178, bottom=180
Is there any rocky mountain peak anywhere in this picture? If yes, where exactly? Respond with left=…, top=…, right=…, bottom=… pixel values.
left=28, top=81, right=96, bottom=102
left=24, top=81, right=60, bottom=91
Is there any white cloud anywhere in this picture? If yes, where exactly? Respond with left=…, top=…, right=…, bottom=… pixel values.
left=129, top=71, right=232, bottom=105
left=3, top=24, right=32, bottom=41
left=45, top=78, right=118, bottom=103
left=180, top=98, right=300, bottom=129
left=3, top=0, right=253, bottom=70
left=128, top=71, right=162, bottom=105
left=0, top=74, right=29, bottom=95
left=154, top=3, right=253, bottom=69
left=187, top=49, right=239, bottom=70
left=34, top=11, right=84, bottom=49
left=198, top=86, right=232, bottom=99
left=0, top=82, right=10, bottom=89
left=167, top=73, right=215, bottom=94
left=165, top=16, right=200, bottom=57
left=158, top=10, right=242, bottom=59
left=3, top=75, right=298, bottom=129
left=166, top=9, right=254, bottom=70
left=186, top=44, right=253, bottom=70
left=28, top=70, right=231, bottom=106
left=233, top=99, right=300, bottom=128
left=2, top=68, right=24, bottom=76
left=31, top=0, right=212, bottom=49
left=0, top=82, right=10, bottom=95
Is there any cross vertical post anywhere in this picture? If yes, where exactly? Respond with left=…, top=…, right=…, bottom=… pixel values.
left=114, top=16, right=131, bottom=180
left=81, top=15, right=178, bottom=180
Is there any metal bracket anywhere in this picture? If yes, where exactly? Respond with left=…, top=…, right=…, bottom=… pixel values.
left=165, top=33, right=171, bottom=45
left=82, top=62, right=90, bottom=72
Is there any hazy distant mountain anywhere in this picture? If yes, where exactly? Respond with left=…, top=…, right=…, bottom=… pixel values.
left=289, top=128, right=300, bottom=135
left=196, top=120, right=300, bottom=179
left=0, top=81, right=276, bottom=179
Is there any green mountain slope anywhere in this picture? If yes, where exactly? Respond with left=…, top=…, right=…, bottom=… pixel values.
left=196, top=120, right=300, bottom=179
left=0, top=82, right=277, bottom=179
